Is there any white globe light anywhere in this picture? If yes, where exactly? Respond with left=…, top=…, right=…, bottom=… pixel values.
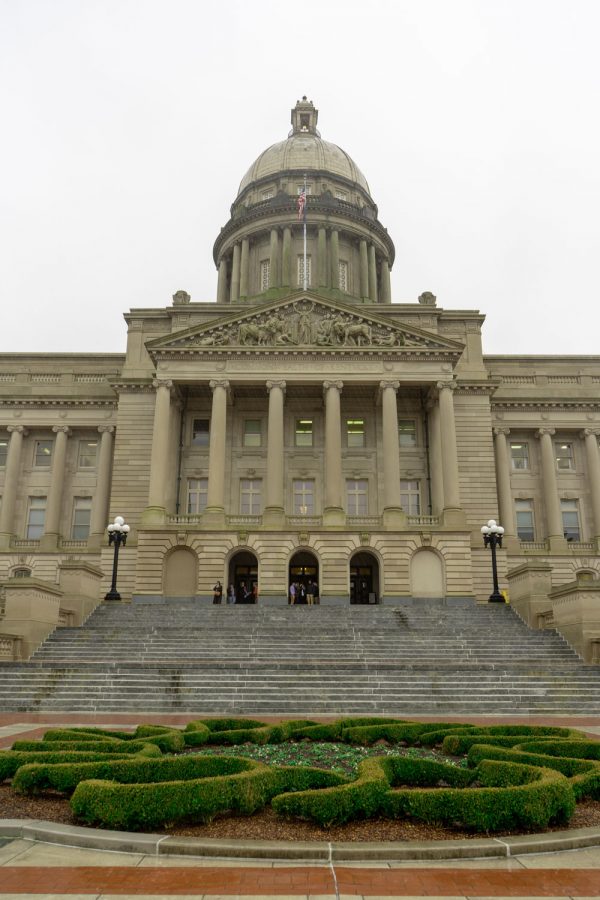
left=122, top=524, right=130, bottom=533
left=107, top=524, right=115, bottom=533
left=497, top=526, right=505, bottom=535
left=114, top=516, right=125, bottom=526
left=481, top=525, right=490, bottom=534
left=487, top=519, right=496, bottom=528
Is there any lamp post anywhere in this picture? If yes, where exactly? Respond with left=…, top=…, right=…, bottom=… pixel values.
left=105, top=515, right=130, bottom=601
left=481, top=518, right=505, bottom=603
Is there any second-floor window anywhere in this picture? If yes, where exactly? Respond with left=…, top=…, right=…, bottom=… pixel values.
left=338, top=260, right=348, bottom=292
left=78, top=440, right=98, bottom=468
left=346, top=479, right=368, bottom=515
left=295, top=419, right=313, bottom=447
left=187, top=478, right=208, bottom=514
left=398, top=420, right=417, bottom=448
left=297, top=254, right=312, bottom=287
left=400, top=479, right=421, bottom=515
left=561, top=498, right=580, bottom=541
left=26, top=496, right=46, bottom=539
left=34, top=440, right=53, bottom=467
left=72, top=497, right=92, bottom=540
left=515, top=498, right=535, bottom=540
left=556, top=442, right=574, bottom=471
left=346, top=418, right=365, bottom=448
left=243, top=420, right=262, bottom=448
left=260, top=259, right=270, bottom=291
left=0, top=439, right=7, bottom=466
left=293, top=479, right=314, bottom=515
left=240, top=479, right=262, bottom=515
left=510, top=442, right=529, bottom=470
left=192, top=419, right=209, bottom=447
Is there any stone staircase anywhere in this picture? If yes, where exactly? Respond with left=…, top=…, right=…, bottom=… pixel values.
left=1, top=598, right=599, bottom=715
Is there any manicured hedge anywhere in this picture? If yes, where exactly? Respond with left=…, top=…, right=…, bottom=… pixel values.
left=0, top=751, right=135, bottom=781
left=11, top=740, right=162, bottom=755
left=342, top=722, right=471, bottom=746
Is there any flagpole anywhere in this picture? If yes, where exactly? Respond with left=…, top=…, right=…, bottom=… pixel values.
left=303, top=173, right=307, bottom=291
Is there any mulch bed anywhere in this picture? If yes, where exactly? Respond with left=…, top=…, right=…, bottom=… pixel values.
left=2, top=784, right=600, bottom=842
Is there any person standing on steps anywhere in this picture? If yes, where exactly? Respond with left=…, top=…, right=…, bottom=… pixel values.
left=312, top=579, right=320, bottom=605
left=289, top=582, right=296, bottom=605
left=226, top=583, right=236, bottom=604
left=213, top=581, right=223, bottom=604
left=237, top=581, right=247, bottom=604
left=306, top=580, right=314, bottom=606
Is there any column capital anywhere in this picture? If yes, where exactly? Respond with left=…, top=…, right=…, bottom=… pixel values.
left=493, top=426, right=510, bottom=436
left=323, top=380, right=343, bottom=396
left=98, top=425, right=115, bottom=435
left=581, top=428, right=600, bottom=439
left=52, top=425, right=71, bottom=435
left=536, top=427, right=556, bottom=438
left=152, top=378, right=173, bottom=391
left=380, top=380, right=400, bottom=392
left=266, top=380, right=286, bottom=394
left=7, top=425, right=28, bottom=435
left=209, top=379, right=230, bottom=392
left=436, top=379, right=457, bottom=392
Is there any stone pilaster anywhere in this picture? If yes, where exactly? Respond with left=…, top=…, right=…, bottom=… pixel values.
left=264, top=380, right=286, bottom=526
left=582, top=429, right=600, bottom=539
left=239, top=237, right=249, bottom=298
left=536, top=427, right=566, bottom=550
left=359, top=239, right=369, bottom=299
left=318, top=227, right=327, bottom=288
left=323, top=380, right=344, bottom=524
left=368, top=244, right=378, bottom=303
left=281, top=227, right=292, bottom=287
left=437, top=381, right=464, bottom=525
left=380, top=381, right=404, bottom=526
left=40, top=425, right=70, bottom=549
left=269, top=228, right=280, bottom=288
left=427, top=400, right=444, bottom=516
left=380, top=258, right=391, bottom=304
left=0, top=425, right=28, bottom=549
left=493, top=427, right=516, bottom=537
left=89, top=426, right=115, bottom=548
left=330, top=229, right=339, bottom=289
left=217, top=258, right=228, bottom=303
left=230, top=243, right=241, bottom=302
left=204, top=379, right=229, bottom=526
left=142, top=379, right=173, bottom=525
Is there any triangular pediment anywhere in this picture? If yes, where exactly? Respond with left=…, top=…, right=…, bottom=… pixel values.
left=146, top=292, right=465, bottom=360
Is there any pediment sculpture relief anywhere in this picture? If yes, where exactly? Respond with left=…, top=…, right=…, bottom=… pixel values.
left=188, top=301, right=430, bottom=350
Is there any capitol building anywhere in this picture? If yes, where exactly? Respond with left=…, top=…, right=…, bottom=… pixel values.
left=1, top=97, right=600, bottom=627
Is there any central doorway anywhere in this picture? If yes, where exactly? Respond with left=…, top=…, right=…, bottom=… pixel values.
left=289, top=550, right=319, bottom=604
left=228, top=550, right=258, bottom=603
left=350, top=551, right=380, bottom=604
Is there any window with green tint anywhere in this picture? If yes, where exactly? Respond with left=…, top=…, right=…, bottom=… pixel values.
left=243, top=420, right=262, bottom=447
left=0, top=440, right=7, bottom=467
left=72, top=497, right=92, bottom=540
left=346, top=418, right=365, bottom=448
left=556, top=442, right=574, bottom=470
left=561, top=498, right=580, bottom=541
left=510, top=442, right=529, bottom=470
left=26, top=497, right=46, bottom=539
left=34, top=440, right=53, bottom=467
left=398, top=420, right=417, bottom=447
left=295, top=419, right=313, bottom=447
left=192, top=419, right=209, bottom=447
left=78, top=440, right=98, bottom=468
left=515, top=499, right=535, bottom=540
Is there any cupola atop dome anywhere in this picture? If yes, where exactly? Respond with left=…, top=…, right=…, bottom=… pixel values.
left=290, top=96, right=319, bottom=135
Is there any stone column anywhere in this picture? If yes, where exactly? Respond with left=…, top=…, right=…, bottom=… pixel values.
left=230, top=243, right=241, bottom=302
left=264, top=381, right=286, bottom=526
left=582, top=429, right=600, bottom=539
left=40, top=425, right=70, bottom=549
left=323, top=381, right=344, bottom=524
left=239, top=238, right=249, bottom=299
left=205, top=380, right=229, bottom=523
left=536, top=427, right=565, bottom=548
left=217, top=258, right=228, bottom=303
left=143, top=379, right=173, bottom=524
left=427, top=400, right=444, bottom=516
left=493, top=427, right=516, bottom=539
left=269, top=228, right=280, bottom=288
left=330, top=229, right=339, bottom=289
left=380, top=381, right=403, bottom=526
left=368, top=244, right=378, bottom=303
left=281, top=227, right=292, bottom=287
left=0, top=425, right=28, bottom=549
left=359, top=239, right=369, bottom=299
left=380, top=258, right=391, bottom=304
left=318, top=226, right=327, bottom=288
left=437, top=381, right=463, bottom=523
left=89, top=426, right=115, bottom=546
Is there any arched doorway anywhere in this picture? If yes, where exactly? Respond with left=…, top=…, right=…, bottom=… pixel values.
left=289, top=550, right=319, bottom=603
left=228, top=550, right=258, bottom=603
left=410, top=549, right=445, bottom=598
left=163, top=547, right=198, bottom=597
left=350, top=551, right=380, bottom=604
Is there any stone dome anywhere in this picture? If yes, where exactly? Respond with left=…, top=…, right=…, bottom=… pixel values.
left=237, top=98, right=371, bottom=198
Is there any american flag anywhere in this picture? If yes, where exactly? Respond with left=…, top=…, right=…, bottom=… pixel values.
left=297, top=187, right=306, bottom=221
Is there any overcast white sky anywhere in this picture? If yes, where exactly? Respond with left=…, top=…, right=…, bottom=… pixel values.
left=1, top=0, right=599, bottom=356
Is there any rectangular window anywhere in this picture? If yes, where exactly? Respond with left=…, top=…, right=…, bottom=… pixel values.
left=71, top=497, right=92, bottom=540
left=297, top=254, right=312, bottom=287
left=187, top=478, right=208, bottom=514
left=295, top=418, right=313, bottom=447
left=335, top=189, right=348, bottom=201
left=296, top=183, right=313, bottom=195
left=338, top=260, right=348, bottom=292
left=0, top=439, right=7, bottom=467
left=561, top=498, right=581, bottom=541
left=556, top=442, right=574, bottom=471
left=243, top=419, right=262, bottom=448
left=515, top=499, right=535, bottom=541
left=34, top=440, right=53, bottom=467
left=398, top=420, right=417, bottom=448
left=400, top=479, right=421, bottom=515
left=261, top=188, right=274, bottom=200
left=78, top=440, right=98, bottom=469
left=26, top=496, right=46, bottom=539
left=346, top=418, right=365, bottom=448
left=240, top=478, right=262, bottom=514
left=510, top=442, right=530, bottom=470
left=192, top=419, right=209, bottom=447
left=293, top=479, right=314, bottom=515
left=260, top=259, right=270, bottom=291
left=346, top=479, right=368, bottom=515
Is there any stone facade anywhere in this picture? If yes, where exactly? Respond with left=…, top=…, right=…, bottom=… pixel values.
left=1, top=99, right=599, bottom=613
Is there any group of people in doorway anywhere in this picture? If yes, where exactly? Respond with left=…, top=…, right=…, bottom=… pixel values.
left=289, top=580, right=320, bottom=605
left=213, top=581, right=258, bottom=605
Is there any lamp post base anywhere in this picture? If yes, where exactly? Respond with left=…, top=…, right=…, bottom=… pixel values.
left=104, top=590, right=122, bottom=601
left=488, top=591, right=505, bottom=603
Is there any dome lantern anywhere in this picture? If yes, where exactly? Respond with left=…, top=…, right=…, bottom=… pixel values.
left=290, top=96, right=319, bottom=136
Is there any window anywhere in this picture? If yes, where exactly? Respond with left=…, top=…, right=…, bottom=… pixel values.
left=192, top=419, right=209, bottom=447
left=346, top=418, right=365, bottom=448
left=34, top=440, right=53, bottom=467
left=400, top=479, right=421, bottom=515
left=13, top=567, right=32, bottom=578
left=240, top=478, right=262, bottom=514
left=293, top=479, right=314, bottom=515
left=346, top=479, right=368, bottom=515
left=78, top=440, right=98, bottom=468
left=260, top=259, right=270, bottom=291
left=295, top=419, right=313, bottom=447
left=297, top=254, right=312, bottom=287
left=335, top=189, right=348, bottom=201
left=338, top=260, right=348, bottom=292
left=398, top=420, right=417, bottom=448
left=561, top=499, right=581, bottom=541
left=243, top=419, right=262, bottom=448
left=296, top=183, right=312, bottom=195
left=515, top=499, right=535, bottom=540
left=510, top=442, right=530, bottom=470
left=0, top=439, right=7, bottom=467
left=26, top=497, right=46, bottom=539
left=71, top=497, right=92, bottom=540
left=556, top=442, right=574, bottom=471
left=187, top=478, right=208, bottom=514
left=261, top=188, right=274, bottom=200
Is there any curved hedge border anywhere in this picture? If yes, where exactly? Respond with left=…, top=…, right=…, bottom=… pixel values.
left=2, top=717, right=599, bottom=832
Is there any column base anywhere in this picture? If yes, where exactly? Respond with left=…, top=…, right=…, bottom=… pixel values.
left=202, top=508, right=226, bottom=528
left=262, top=507, right=285, bottom=528
left=383, top=507, right=406, bottom=529
left=501, top=534, right=521, bottom=554
left=39, top=533, right=59, bottom=551
left=548, top=535, right=568, bottom=553
left=140, top=506, right=167, bottom=527
left=441, top=508, right=467, bottom=528
left=323, top=507, right=346, bottom=526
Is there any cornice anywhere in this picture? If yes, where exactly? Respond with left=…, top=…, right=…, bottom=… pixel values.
left=492, top=399, right=600, bottom=412
left=454, top=380, right=500, bottom=396
left=107, top=379, right=156, bottom=395
left=0, top=399, right=117, bottom=408
left=151, top=347, right=463, bottom=364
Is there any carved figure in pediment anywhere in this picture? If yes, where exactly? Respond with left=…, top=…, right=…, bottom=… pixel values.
left=265, top=314, right=296, bottom=345
left=374, top=330, right=404, bottom=347
left=343, top=322, right=372, bottom=346
left=315, top=317, right=335, bottom=345
left=196, top=331, right=230, bottom=346
left=297, top=310, right=312, bottom=344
